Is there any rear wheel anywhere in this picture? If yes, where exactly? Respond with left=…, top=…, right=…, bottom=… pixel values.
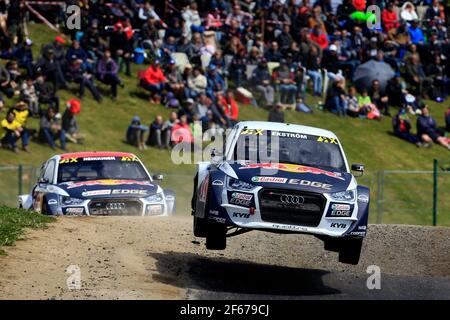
left=338, top=238, right=363, bottom=265
left=193, top=216, right=208, bottom=237
left=206, top=222, right=227, bottom=250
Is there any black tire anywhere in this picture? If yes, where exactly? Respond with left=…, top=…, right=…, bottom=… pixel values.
left=41, top=198, right=49, bottom=215
left=193, top=216, right=208, bottom=237
left=206, top=222, right=227, bottom=250
left=338, top=238, right=363, bottom=265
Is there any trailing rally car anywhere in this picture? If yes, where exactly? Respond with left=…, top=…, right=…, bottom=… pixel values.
left=19, top=152, right=175, bottom=216
left=192, top=121, right=370, bottom=265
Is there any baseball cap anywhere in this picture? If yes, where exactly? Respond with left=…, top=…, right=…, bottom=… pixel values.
left=132, top=115, right=141, bottom=122
left=329, top=44, right=337, bottom=51
left=67, top=99, right=81, bottom=114
left=55, top=36, right=66, bottom=44
left=186, top=98, right=194, bottom=104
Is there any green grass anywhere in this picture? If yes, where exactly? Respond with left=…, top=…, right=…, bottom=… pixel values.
left=0, top=23, right=449, bottom=225
left=0, top=205, right=54, bottom=255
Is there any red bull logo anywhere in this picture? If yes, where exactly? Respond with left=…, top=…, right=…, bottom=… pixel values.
left=239, top=163, right=345, bottom=180
left=66, top=179, right=153, bottom=189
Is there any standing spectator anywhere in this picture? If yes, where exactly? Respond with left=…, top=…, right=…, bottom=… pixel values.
left=39, top=107, right=66, bottom=150
left=0, top=64, right=13, bottom=98
left=305, top=46, right=323, bottom=97
left=109, top=22, right=133, bottom=76
left=62, top=99, right=84, bottom=144
left=97, top=50, right=123, bottom=101
left=416, top=104, right=450, bottom=150
left=0, top=110, right=22, bottom=153
left=14, top=38, right=34, bottom=77
left=126, top=116, right=148, bottom=150
left=369, top=80, right=390, bottom=116
left=35, top=49, right=68, bottom=90
left=405, top=54, right=433, bottom=98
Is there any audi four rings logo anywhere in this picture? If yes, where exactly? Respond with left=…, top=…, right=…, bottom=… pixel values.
left=106, top=203, right=125, bottom=210
left=280, top=195, right=305, bottom=204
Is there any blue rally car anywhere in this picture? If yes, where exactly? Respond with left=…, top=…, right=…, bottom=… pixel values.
left=18, top=152, right=175, bottom=216
left=192, top=121, right=370, bottom=265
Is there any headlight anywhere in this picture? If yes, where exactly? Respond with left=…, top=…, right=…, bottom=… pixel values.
left=329, top=189, right=356, bottom=202
left=227, top=177, right=256, bottom=191
left=145, top=193, right=163, bottom=203
left=60, top=196, right=84, bottom=206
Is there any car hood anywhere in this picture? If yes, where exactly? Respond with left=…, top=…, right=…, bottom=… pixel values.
left=221, top=162, right=353, bottom=193
left=57, top=179, right=158, bottom=199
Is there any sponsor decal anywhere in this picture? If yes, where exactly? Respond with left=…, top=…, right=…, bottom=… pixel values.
left=280, top=194, right=304, bottom=204
left=228, top=191, right=254, bottom=207
left=240, top=128, right=264, bottom=135
left=66, top=180, right=153, bottom=189
left=199, top=175, right=209, bottom=202
left=271, top=224, right=308, bottom=231
left=212, top=180, right=224, bottom=186
left=358, top=225, right=367, bottom=230
left=317, top=136, right=338, bottom=144
left=48, top=199, right=58, bottom=205
left=83, top=157, right=116, bottom=161
left=146, top=204, right=162, bottom=215
left=251, top=176, right=287, bottom=183
left=232, top=212, right=250, bottom=219
left=271, top=131, right=308, bottom=139
left=287, top=178, right=333, bottom=190
left=349, top=231, right=366, bottom=236
left=231, top=192, right=253, bottom=201
left=327, top=203, right=353, bottom=217
left=241, top=163, right=345, bottom=180
left=121, top=156, right=139, bottom=161
left=358, top=194, right=369, bottom=203
left=111, top=189, right=148, bottom=195
left=59, top=157, right=78, bottom=164
left=330, top=222, right=348, bottom=229
left=82, top=189, right=111, bottom=197
left=209, top=210, right=219, bottom=216
left=65, top=207, right=84, bottom=214
left=210, top=217, right=226, bottom=224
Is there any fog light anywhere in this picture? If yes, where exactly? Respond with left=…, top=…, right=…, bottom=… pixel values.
left=146, top=204, right=163, bottom=215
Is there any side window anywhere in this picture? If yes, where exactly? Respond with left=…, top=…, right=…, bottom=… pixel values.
left=43, top=161, right=56, bottom=183
left=38, top=162, right=47, bottom=182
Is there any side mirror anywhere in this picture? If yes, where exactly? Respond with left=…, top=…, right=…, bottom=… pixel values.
left=351, top=164, right=365, bottom=177
left=39, top=178, right=50, bottom=185
left=152, top=174, right=164, bottom=181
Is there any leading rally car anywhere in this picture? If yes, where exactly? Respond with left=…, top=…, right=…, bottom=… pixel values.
left=192, top=121, right=370, bottom=265
left=18, top=152, right=175, bottom=216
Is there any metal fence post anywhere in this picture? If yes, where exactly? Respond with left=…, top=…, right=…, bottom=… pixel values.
left=433, top=159, right=438, bottom=226
left=18, top=164, right=23, bottom=196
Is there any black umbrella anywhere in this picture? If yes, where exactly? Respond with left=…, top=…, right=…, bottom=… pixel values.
left=353, top=60, right=395, bottom=93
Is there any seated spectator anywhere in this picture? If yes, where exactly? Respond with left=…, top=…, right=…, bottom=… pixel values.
left=160, top=111, right=179, bottom=149
left=268, top=104, right=285, bottom=123
left=417, top=104, right=450, bottom=150
left=171, top=114, right=193, bottom=146
left=147, top=115, right=167, bottom=149
left=382, top=2, right=400, bottom=32
left=229, top=48, right=247, bottom=88
left=392, top=108, right=421, bottom=147
left=66, top=59, right=102, bottom=103
left=386, top=75, right=407, bottom=108
left=14, top=38, right=34, bottom=77
left=186, top=67, right=207, bottom=99
left=400, top=2, right=419, bottom=23
left=346, top=87, right=360, bottom=117
left=358, top=90, right=381, bottom=120
left=219, top=90, right=239, bottom=124
left=273, top=60, right=297, bottom=104
left=405, top=54, right=433, bottom=99
left=126, top=116, right=148, bottom=150
left=165, top=60, right=184, bottom=98
left=264, top=41, right=283, bottom=62
left=426, top=55, right=448, bottom=101
left=62, top=99, right=84, bottom=144
left=326, top=78, right=347, bottom=117
left=12, top=100, right=32, bottom=152
left=35, top=74, right=60, bottom=113
left=407, top=20, right=425, bottom=45
left=445, top=106, right=450, bottom=133
left=206, top=65, right=225, bottom=99
left=66, top=40, right=89, bottom=71
left=35, top=48, right=68, bottom=91
left=309, top=25, right=329, bottom=50
left=96, top=50, right=123, bottom=101
left=0, top=64, right=14, bottom=98
left=369, top=80, right=390, bottom=116
left=140, top=59, right=167, bottom=103
left=20, top=77, right=39, bottom=116
left=0, top=109, right=23, bottom=153
left=39, top=107, right=66, bottom=150
left=251, top=59, right=275, bottom=107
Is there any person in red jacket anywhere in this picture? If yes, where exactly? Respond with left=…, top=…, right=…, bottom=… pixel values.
left=140, top=59, right=167, bottom=103
left=382, top=2, right=400, bottom=32
left=309, top=25, right=328, bottom=50
left=219, top=90, right=239, bottom=124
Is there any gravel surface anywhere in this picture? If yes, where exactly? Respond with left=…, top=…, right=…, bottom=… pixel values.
left=0, top=216, right=449, bottom=299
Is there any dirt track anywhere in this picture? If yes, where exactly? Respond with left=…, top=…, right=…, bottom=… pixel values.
left=0, top=216, right=449, bottom=300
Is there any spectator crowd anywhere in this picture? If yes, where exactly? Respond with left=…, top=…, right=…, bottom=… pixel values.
left=0, top=0, right=449, bottom=153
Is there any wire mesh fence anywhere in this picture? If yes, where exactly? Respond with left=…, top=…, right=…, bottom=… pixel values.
left=0, top=165, right=448, bottom=226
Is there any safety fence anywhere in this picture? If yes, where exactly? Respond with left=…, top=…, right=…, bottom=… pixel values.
left=0, top=164, right=448, bottom=226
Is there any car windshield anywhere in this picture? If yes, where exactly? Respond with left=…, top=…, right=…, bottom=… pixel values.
left=232, top=130, right=346, bottom=171
left=57, top=157, right=150, bottom=183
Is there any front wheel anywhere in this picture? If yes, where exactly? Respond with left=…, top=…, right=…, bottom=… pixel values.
left=206, top=222, right=227, bottom=250
left=338, top=238, right=363, bottom=265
